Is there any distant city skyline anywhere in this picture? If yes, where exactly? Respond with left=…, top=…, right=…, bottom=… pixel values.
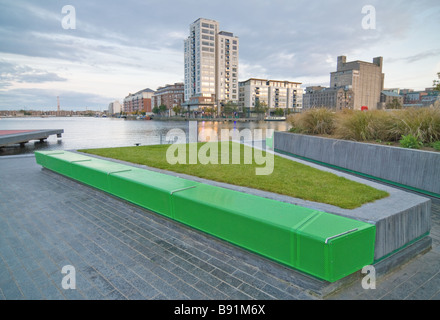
left=0, top=0, right=439, bottom=110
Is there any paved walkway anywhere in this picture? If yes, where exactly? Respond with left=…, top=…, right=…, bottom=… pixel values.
left=0, top=154, right=439, bottom=300
left=329, top=197, right=440, bottom=300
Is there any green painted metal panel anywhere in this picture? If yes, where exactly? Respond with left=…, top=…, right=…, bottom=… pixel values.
left=35, top=150, right=376, bottom=282
left=172, top=184, right=317, bottom=266
left=172, top=184, right=375, bottom=282
left=294, top=212, right=376, bottom=282
left=35, top=151, right=92, bottom=178
left=108, top=168, right=199, bottom=218
left=69, top=158, right=133, bottom=193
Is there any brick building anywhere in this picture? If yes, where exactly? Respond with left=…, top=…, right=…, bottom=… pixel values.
left=152, top=83, right=185, bottom=112
left=123, top=88, right=155, bottom=114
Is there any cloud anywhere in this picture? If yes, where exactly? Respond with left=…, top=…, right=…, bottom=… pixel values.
left=0, top=60, right=66, bottom=88
left=387, top=50, right=440, bottom=64
left=0, top=0, right=439, bottom=109
left=0, top=87, right=109, bottom=110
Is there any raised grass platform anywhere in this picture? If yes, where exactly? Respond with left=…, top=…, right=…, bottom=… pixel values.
left=34, top=150, right=376, bottom=283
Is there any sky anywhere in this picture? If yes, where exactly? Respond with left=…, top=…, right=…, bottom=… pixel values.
left=0, top=0, right=439, bottom=111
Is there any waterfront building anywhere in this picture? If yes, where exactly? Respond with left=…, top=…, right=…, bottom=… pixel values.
left=421, top=89, right=440, bottom=106
left=380, top=91, right=404, bottom=109
left=303, top=56, right=384, bottom=110
left=123, top=88, right=155, bottom=114
left=330, top=56, right=384, bottom=110
left=404, top=89, right=440, bottom=107
left=215, top=31, right=239, bottom=110
left=183, top=18, right=239, bottom=114
left=238, top=78, right=303, bottom=115
left=108, top=100, right=122, bottom=115
left=152, top=83, right=185, bottom=113
left=303, top=86, right=354, bottom=110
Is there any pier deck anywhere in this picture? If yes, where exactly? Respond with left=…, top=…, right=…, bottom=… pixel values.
left=0, top=129, right=63, bottom=148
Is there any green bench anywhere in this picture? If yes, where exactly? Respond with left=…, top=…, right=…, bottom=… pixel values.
left=35, top=150, right=375, bottom=282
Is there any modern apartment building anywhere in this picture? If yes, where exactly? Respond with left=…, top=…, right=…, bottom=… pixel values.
left=123, top=88, right=155, bottom=114
left=108, top=100, right=122, bottom=115
left=215, top=31, right=239, bottom=107
left=239, top=78, right=303, bottom=114
left=152, top=82, right=185, bottom=111
left=330, top=56, right=384, bottom=110
left=183, top=18, right=239, bottom=114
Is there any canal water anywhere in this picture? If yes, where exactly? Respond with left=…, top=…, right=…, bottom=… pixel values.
left=0, top=117, right=291, bottom=156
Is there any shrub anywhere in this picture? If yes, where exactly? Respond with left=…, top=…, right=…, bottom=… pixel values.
left=335, top=110, right=397, bottom=141
left=391, top=107, right=440, bottom=144
left=288, top=108, right=336, bottom=135
left=289, top=106, right=440, bottom=148
left=399, top=134, right=422, bottom=149
left=432, top=141, right=440, bottom=151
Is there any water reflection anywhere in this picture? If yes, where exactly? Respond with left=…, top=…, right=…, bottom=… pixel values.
left=0, top=117, right=290, bottom=156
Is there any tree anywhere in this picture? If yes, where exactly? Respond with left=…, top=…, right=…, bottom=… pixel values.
left=434, top=72, right=440, bottom=92
left=204, top=107, right=216, bottom=118
left=159, top=104, right=168, bottom=116
left=254, top=101, right=269, bottom=119
left=172, top=105, right=182, bottom=116
left=386, top=98, right=403, bottom=109
left=152, top=106, right=160, bottom=115
left=274, top=108, right=285, bottom=117
left=223, top=101, right=238, bottom=117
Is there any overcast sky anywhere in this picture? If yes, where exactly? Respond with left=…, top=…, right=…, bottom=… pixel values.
left=0, top=0, right=439, bottom=110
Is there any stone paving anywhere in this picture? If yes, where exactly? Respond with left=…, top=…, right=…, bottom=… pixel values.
left=329, top=197, right=440, bottom=300
left=0, top=154, right=439, bottom=300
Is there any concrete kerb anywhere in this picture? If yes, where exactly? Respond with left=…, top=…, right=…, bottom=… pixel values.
left=274, top=132, right=440, bottom=196
left=67, top=146, right=432, bottom=297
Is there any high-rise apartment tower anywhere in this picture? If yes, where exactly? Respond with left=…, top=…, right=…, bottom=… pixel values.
left=184, top=18, right=239, bottom=114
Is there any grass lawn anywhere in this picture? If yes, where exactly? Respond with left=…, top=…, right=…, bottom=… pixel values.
left=79, top=142, right=389, bottom=209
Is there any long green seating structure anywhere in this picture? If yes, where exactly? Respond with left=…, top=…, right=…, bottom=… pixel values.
left=35, top=150, right=376, bottom=282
